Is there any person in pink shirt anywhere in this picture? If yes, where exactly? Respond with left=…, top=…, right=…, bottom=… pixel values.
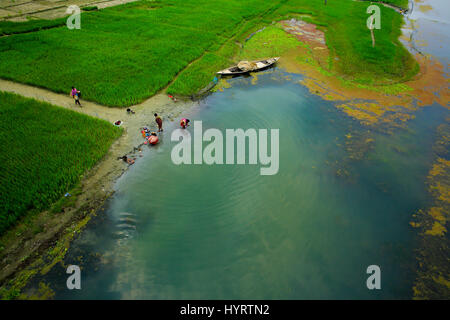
left=180, top=118, right=190, bottom=129
left=71, top=86, right=82, bottom=107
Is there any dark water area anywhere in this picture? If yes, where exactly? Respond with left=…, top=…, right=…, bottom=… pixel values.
left=33, top=69, right=448, bottom=299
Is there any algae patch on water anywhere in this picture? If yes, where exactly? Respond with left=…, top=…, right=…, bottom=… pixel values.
left=0, top=211, right=93, bottom=300
left=247, top=19, right=449, bottom=130
left=411, top=121, right=450, bottom=299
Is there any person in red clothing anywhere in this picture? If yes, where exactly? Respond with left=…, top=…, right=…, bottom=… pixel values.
left=180, top=118, right=190, bottom=129
left=154, top=113, right=163, bottom=132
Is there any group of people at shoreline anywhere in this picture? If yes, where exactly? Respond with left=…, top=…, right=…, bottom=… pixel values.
left=71, top=86, right=190, bottom=166
left=70, top=86, right=190, bottom=130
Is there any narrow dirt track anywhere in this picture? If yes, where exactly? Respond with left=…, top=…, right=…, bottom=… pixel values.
left=0, top=78, right=194, bottom=147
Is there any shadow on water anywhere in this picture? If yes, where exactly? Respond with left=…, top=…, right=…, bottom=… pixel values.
left=32, top=68, right=449, bottom=299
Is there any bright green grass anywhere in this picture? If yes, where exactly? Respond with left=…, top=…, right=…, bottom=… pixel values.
left=238, top=25, right=300, bottom=60
left=167, top=25, right=302, bottom=96
left=269, top=0, right=417, bottom=83
left=374, top=0, right=409, bottom=10
left=0, top=91, right=122, bottom=235
left=171, top=0, right=416, bottom=92
left=0, top=18, right=66, bottom=36
left=0, top=0, right=417, bottom=105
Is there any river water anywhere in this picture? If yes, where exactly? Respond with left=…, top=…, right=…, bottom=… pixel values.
left=31, top=0, right=449, bottom=299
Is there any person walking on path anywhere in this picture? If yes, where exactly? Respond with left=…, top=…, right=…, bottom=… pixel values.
left=154, top=113, right=163, bottom=132
left=71, top=86, right=82, bottom=107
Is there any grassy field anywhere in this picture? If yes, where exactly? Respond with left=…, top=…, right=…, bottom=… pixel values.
left=0, top=18, right=66, bottom=36
left=0, top=0, right=280, bottom=106
left=0, top=0, right=416, bottom=105
left=0, top=91, right=122, bottom=235
left=374, top=0, right=409, bottom=9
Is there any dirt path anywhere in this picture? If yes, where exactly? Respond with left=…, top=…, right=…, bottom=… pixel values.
left=0, top=0, right=139, bottom=21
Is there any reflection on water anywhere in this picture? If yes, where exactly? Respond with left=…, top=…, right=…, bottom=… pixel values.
left=34, top=69, right=448, bottom=299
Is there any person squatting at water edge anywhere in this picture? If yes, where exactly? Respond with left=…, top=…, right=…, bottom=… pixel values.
left=141, top=127, right=159, bottom=145
left=118, top=155, right=135, bottom=165
left=180, top=118, right=190, bottom=129
left=147, top=132, right=159, bottom=145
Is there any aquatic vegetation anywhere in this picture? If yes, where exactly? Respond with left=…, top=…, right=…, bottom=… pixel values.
left=0, top=267, right=37, bottom=300
left=263, top=20, right=447, bottom=131
left=39, top=213, right=92, bottom=276
left=30, top=282, right=55, bottom=300
left=0, top=211, right=93, bottom=299
left=411, top=121, right=450, bottom=299
left=236, top=15, right=434, bottom=131
left=0, top=91, right=122, bottom=235
left=336, top=103, right=380, bottom=126
left=330, top=129, right=375, bottom=181
left=335, top=102, right=415, bottom=127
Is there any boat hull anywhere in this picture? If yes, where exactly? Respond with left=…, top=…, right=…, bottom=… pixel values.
left=217, top=57, right=280, bottom=76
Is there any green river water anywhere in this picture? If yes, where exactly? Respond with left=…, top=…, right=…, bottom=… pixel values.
left=35, top=68, right=448, bottom=299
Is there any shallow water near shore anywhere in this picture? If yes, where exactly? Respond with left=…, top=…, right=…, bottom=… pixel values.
left=32, top=68, right=448, bottom=299
left=402, top=0, right=450, bottom=71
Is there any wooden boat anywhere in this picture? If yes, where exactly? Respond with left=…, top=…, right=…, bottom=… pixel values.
left=217, top=57, right=280, bottom=76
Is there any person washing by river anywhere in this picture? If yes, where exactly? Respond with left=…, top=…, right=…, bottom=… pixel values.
left=118, top=155, right=134, bottom=165
left=180, top=118, right=190, bottom=129
left=154, top=113, right=163, bottom=132
left=71, top=86, right=82, bottom=107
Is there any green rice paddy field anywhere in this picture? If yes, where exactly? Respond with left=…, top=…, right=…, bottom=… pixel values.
left=0, top=0, right=415, bottom=107
left=0, top=92, right=122, bottom=235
